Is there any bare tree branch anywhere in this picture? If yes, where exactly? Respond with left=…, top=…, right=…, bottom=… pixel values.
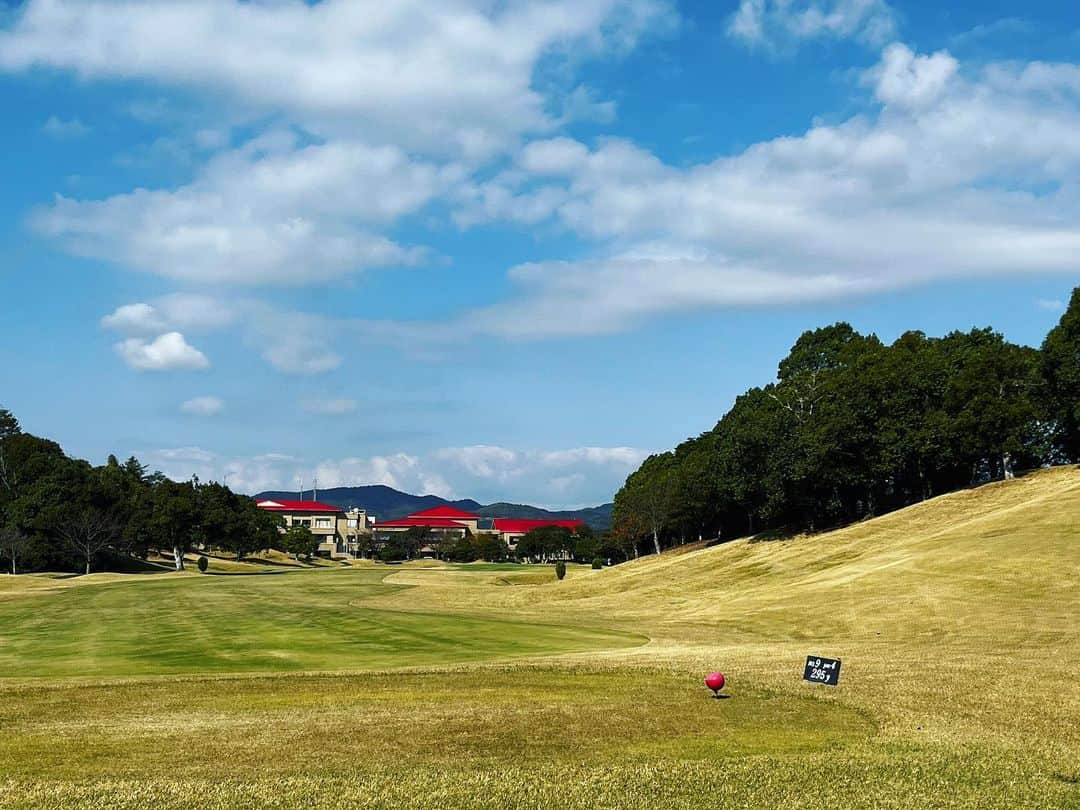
left=58, top=510, right=120, bottom=575
left=0, top=527, right=31, bottom=575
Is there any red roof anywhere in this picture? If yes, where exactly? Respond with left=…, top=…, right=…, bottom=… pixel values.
left=408, top=505, right=481, bottom=520
left=256, top=499, right=343, bottom=514
left=376, top=517, right=469, bottom=529
left=493, top=518, right=584, bottom=535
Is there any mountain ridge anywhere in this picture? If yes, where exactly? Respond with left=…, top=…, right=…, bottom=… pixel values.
left=253, top=484, right=613, bottom=529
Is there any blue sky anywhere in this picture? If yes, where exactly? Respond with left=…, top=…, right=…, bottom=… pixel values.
left=0, top=0, right=1077, bottom=507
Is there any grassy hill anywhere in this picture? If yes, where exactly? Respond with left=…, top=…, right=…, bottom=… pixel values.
left=1, top=467, right=1077, bottom=808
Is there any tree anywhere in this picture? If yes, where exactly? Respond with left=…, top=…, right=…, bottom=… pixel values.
left=941, top=329, right=1040, bottom=480
left=0, top=409, right=19, bottom=439
left=284, top=525, right=318, bottom=560
left=475, top=532, right=508, bottom=562
left=615, top=453, right=678, bottom=555
left=516, top=525, right=574, bottom=563
left=148, top=480, right=198, bottom=571
left=402, top=525, right=431, bottom=560
left=0, top=526, right=31, bottom=574
left=58, top=509, right=119, bottom=575
left=1042, top=288, right=1080, bottom=461
left=0, top=407, right=22, bottom=497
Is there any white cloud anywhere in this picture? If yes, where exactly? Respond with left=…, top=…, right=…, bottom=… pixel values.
left=446, top=45, right=1080, bottom=338
left=180, top=396, right=224, bottom=416
left=538, top=446, right=650, bottom=467
left=301, top=398, right=358, bottom=415
left=102, top=296, right=341, bottom=376
left=869, top=43, right=958, bottom=108
left=143, top=443, right=645, bottom=505
left=313, top=454, right=457, bottom=500
left=41, top=115, right=89, bottom=138
left=0, top=0, right=673, bottom=156
left=728, top=0, right=896, bottom=49
left=33, top=135, right=442, bottom=285
left=101, top=302, right=166, bottom=334
left=435, top=445, right=521, bottom=481
left=519, top=137, right=591, bottom=175
left=245, top=304, right=341, bottom=375
left=7, top=0, right=676, bottom=297
left=114, top=332, right=210, bottom=371
left=1037, top=298, right=1065, bottom=312
left=146, top=448, right=296, bottom=493
left=435, top=444, right=648, bottom=493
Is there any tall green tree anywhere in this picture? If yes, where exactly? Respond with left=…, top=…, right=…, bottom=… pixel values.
left=1042, top=288, right=1080, bottom=461
left=149, top=479, right=198, bottom=571
left=614, top=452, right=677, bottom=555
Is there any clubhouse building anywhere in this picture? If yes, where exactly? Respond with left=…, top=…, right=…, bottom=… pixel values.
left=255, top=499, right=370, bottom=559
left=255, top=500, right=585, bottom=559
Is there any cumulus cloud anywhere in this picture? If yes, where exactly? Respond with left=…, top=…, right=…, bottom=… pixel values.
left=313, top=454, right=457, bottom=500
left=143, top=444, right=646, bottom=506
left=6, top=0, right=678, bottom=302
left=868, top=43, right=958, bottom=108
left=446, top=45, right=1080, bottom=338
left=180, top=396, right=224, bottom=416
left=146, top=448, right=297, bottom=494
left=114, top=332, right=210, bottom=371
left=0, top=0, right=672, bottom=155
left=102, top=296, right=338, bottom=375
left=101, top=302, right=167, bottom=334
left=434, top=444, right=648, bottom=500
left=33, top=135, right=443, bottom=285
left=728, top=0, right=897, bottom=48
left=102, top=295, right=235, bottom=335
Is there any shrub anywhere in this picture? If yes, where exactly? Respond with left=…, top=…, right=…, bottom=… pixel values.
left=196, top=555, right=209, bottom=573
left=555, top=561, right=566, bottom=580
left=591, top=557, right=603, bottom=570
left=378, top=547, right=397, bottom=563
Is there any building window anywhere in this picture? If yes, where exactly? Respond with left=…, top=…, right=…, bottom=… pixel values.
left=297, top=519, right=311, bottom=527
left=315, top=518, right=332, bottom=528
left=347, top=519, right=357, bottom=528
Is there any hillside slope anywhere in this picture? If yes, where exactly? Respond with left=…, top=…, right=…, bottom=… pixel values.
left=372, top=465, right=1080, bottom=769
left=539, top=465, right=1080, bottom=640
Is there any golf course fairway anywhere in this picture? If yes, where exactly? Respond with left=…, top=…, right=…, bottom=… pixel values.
left=1, top=467, right=1078, bottom=809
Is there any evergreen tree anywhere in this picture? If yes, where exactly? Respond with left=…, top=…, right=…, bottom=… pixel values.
left=1042, top=288, right=1080, bottom=461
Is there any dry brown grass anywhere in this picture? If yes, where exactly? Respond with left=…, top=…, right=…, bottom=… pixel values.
left=0, top=467, right=1078, bottom=808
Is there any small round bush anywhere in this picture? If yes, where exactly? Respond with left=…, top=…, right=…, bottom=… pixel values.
left=555, top=561, right=567, bottom=580
left=196, top=555, right=209, bottom=573
left=591, top=557, right=603, bottom=570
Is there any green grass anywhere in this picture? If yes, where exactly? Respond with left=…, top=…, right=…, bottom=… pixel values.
left=0, top=568, right=641, bottom=679
left=0, top=467, right=1078, bottom=808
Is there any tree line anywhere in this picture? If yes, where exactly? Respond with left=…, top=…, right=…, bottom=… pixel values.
left=0, top=412, right=639, bottom=573
left=0, top=415, right=284, bottom=574
left=613, top=288, right=1080, bottom=555
left=374, top=523, right=621, bottom=565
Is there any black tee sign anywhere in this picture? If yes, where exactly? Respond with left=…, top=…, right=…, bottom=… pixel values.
left=803, top=655, right=842, bottom=686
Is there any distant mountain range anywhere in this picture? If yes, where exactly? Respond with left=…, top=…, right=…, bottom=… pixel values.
left=253, top=484, right=614, bottom=530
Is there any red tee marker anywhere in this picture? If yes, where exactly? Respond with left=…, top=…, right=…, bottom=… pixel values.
left=705, top=671, right=725, bottom=696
